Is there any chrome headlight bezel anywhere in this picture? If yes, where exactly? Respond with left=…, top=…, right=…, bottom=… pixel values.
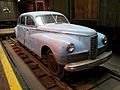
left=66, top=43, right=75, bottom=53
left=102, top=36, right=107, bottom=45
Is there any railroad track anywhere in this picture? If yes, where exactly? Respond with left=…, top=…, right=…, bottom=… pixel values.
left=2, top=38, right=120, bottom=90
left=2, top=38, right=72, bottom=90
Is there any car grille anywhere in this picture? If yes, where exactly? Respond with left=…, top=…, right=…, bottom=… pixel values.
left=90, top=34, right=98, bottom=59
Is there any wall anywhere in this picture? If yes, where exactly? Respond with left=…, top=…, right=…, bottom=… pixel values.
left=98, top=0, right=120, bottom=27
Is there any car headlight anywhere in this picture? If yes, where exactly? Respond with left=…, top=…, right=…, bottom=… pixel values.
left=102, top=36, right=107, bottom=45
left=67, top=43, right=75, bottom=53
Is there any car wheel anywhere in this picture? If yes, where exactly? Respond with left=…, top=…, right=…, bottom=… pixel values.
left=46, top=49, right=64, bottom=77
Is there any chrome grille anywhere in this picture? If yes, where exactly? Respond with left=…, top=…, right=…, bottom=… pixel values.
left=90, top=34, right=98, bottom=59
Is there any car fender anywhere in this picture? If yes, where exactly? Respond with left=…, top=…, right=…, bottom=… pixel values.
left=30, top=32, right=83, bottom=64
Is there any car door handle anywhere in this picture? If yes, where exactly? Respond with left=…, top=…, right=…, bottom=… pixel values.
left=26, top=29, right=29, bottom=31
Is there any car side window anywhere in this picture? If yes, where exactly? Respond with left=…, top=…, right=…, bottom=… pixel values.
left=26, top=16, right=35, bottom=26
left=21, top=16, right=25, bottom=25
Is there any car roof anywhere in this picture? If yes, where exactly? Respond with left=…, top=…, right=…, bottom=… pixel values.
left=20, top=11, right=63, bottom=17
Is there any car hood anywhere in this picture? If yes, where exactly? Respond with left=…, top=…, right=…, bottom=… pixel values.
left=38, top=23, right=97, bottom=36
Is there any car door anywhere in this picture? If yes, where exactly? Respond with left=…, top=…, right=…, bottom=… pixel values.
left=24, top=16, right=36, bottom=49
left=16, top=16, right=26, bottom=45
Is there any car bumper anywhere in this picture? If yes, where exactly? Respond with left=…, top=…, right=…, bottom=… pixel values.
left=64, top=51, right=112, bottom=72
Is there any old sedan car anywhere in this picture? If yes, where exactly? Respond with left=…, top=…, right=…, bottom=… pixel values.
left=15, top=11, right=112, bottom=76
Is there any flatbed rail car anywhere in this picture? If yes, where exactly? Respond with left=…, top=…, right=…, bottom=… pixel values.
left=0, top=28, right=15, bottom=39
left=1, top=38, right=120, bottom=90
left=0, top=0, right=19, bottom=28
left=1, top=39, right=72, bottom=90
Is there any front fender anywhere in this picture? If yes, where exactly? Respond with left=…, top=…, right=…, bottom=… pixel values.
left=30, top=33, right=80, bottom=64
left=97, top=32, right=106, bottom=48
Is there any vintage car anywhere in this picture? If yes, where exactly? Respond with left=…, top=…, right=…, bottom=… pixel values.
left=15, top=11, right=112, bottom=76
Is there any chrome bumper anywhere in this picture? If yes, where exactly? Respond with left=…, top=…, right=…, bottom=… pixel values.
left=64, top=51, right=112, bottom=72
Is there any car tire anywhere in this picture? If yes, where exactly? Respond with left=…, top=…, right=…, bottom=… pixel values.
left=46, top=49, right=64, bottom=77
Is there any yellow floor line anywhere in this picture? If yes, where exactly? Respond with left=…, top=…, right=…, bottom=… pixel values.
left=0, top=43, right=22, bottom=90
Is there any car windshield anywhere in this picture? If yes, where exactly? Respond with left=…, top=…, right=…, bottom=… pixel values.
left=36, top=14, right=69, bottom=25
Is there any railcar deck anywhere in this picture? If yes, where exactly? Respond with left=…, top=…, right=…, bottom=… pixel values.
left=1, top=38, right=120, bottom=90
